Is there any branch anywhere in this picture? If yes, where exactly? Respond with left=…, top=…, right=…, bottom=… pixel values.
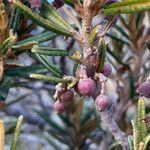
left=99, top=109, right=129, bottom=150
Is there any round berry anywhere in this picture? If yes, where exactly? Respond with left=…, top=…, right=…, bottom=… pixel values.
left=95, top=95, right=111, bottom=112
left=52, top=0, right=64, bottom=9
left=101, top=63, right=112, bottom=77
left=138, top=81, right=150, bottom=98
left=61, top=89, right=74, bottom=103
left=77, top=78, right=96, bottom=96
left=54, top=101, right=65, bottom=113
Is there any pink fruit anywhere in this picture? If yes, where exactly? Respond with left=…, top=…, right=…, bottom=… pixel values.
left=29, top=0, right=42, bottom=8
left=101, top=63, right=112, bottom=77
left=54, top=101, right=65, bottom=113
left=77, top=78, right=96, bottom=96
left=95, top=95, right=111, bottom=112
left=61, top=89, right=74, bottom=103
left=138, top=81, right=150, bottom=98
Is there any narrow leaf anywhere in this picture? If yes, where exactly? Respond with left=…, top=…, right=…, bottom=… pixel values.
left=98, top=38, right=106, bottom=71
left=13, top=31, right=58, bottom=50
left=1, top=30, right=16, bottom=55
left=41, top=0, right=72, bottom=30
left=135, top=97, right=147, bottom=142
left=89, top=25, right=99, bottom=47
left=35, top=54, right=63, bottom=77
left=11, top=0, right=72, bottom=36
left=10, top=115, right=23, bottom=150
left=32, top=45, right=69, bottom=56
left=5, top=64, right=48, bottom=77
left=30, top=74, right=72, bottom=84
left=102, top=1, right=150, bottom=15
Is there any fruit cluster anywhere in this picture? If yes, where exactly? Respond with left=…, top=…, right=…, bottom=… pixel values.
left=54, top=61, right=112, bottom=114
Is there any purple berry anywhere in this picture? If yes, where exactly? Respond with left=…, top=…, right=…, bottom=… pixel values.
left=52, top=0, right=64, bottom=9
left=77, top=78, right=96, bottom=96
left=138, top=81, right=150, bottom=98
left=54, top=101, right=65, bottom=113
left=29, top=0, right=42, bottom=8
left=101, top=63, right=112, bottom=77
left=95, top=95, right=111, bottom=112
left=61, top=89, right=74, bottom=103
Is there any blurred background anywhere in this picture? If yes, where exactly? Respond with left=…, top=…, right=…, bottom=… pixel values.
left=0, top=0, right=150, bottom=150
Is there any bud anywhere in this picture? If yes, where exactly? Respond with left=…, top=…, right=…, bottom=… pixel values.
left=61, top=89, right=74, bottom=103
left=90, top=53, right=98, bottom=68
left=138, top=81, right=150, bottom=98
left=29, top=0, right=42, bottom=8
left=95, top=95, right=111, bottom=112
left=101, top=63, right=112, bottom=77
left=52, top=0, right=64, bottom=9
left=54, top=101, right=65, bottom=113
left=76, top=66, right=95, bottom=79
left=77, top=78, right=96, bottom=96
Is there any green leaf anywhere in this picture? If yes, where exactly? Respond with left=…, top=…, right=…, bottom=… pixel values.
left=98, top=38, right=106, bottom=72
left=11, top=0, right=72, bottom=36
left=102, top=0, right=150, bottom=15
left=89, top=25, right=99, bottom=47
left=13, top=31, right=58, bottom=50
left=135, top=98, right=147, bottom=141
left=30, top=73, right=72, bottom=84
left=9, top=7, right=22, bottom=33
left=128, top=74, right=135, bottom=99
left=35, top=54, right=64, bottom=78
left=5, top=64, right=48, bottom=77
left=132, top=120, right=139, bottom=150
left=10, top=115, right=23, bottom=150
left=0, top=76, right=11, bottom=101
left=41, top=0, right=72, bottom=30
left=1, top=30, right=16, bottom=55
left=73, top=62, right=78, bottom=76
left=32, top=45, right=69, bottom=56
left=59, top=114, right=73, bottom=127
left=0, top=82, right=28, bottom=89
left=133, top=98, right=147, bottom=149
